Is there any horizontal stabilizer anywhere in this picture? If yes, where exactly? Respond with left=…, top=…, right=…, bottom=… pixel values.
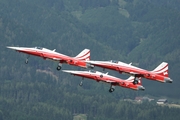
left=125, top=76, right=142, bottom=85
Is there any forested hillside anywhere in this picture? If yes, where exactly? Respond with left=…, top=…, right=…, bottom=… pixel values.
left=0, top=0, right=180, bottom=119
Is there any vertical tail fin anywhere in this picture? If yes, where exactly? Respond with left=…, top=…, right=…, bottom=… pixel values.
left=152, top=62, right=169, bottom=77
left=75, top=49, right=90, bottom=61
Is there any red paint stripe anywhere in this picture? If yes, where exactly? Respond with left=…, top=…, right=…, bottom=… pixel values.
left=76, top=51, right=90, bottom=59
left=153, top=64, right=168, bottom=72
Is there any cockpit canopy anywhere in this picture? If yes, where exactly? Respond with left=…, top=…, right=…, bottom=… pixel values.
left=89, top=70, right=96, bottom=73
left=34, top=47, right=43, bottom=50
left=110, top=60, right=118, bottom=63
left=34, top=47, right=55, bottom=52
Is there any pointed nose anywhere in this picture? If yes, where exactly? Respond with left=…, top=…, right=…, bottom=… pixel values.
left=138, top=86, right=145, bottom=91
left=7, top=46, right=22, bottom=50
left=86, top=63, right=94, bottom=69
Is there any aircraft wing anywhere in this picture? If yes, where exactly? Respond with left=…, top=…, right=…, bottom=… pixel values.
left=129, top=72, right=139, bottom=75
left=103, top=80, right=117, bottom=83
left=52, top=58, right=61, bottom=61
left=63, top=70, right=118, bottom=84
left=129, top=71, right=152, bottom=78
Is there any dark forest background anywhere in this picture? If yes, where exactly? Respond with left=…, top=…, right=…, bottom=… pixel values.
left=0, top=0, right=180, bottom=119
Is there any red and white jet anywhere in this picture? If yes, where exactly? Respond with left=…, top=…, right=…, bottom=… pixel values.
left=7, top=46, right=90, bottom=70
left=86, top=60, right=173, bottom=84
left=63, top=70, right=145, bottom=92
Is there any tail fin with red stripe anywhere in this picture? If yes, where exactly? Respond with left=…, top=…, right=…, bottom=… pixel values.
left=152, top=62, right=169, bottom=77
left=74, top=49, right=90, bottom=61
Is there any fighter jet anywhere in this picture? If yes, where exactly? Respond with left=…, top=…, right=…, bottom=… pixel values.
left=7, top=46, right=90, bottom=70
left=86, top=60, right=173, bottom=84
left=63, top=70, right=145, bottom=93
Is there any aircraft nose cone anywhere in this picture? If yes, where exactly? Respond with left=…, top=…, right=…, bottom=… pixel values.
left=164, top=78, right=173, bottom=83
left=7, top=46, right=22, bottom=50
left=138, top=86, right=145, bottom=91
left=62, top=70, right=70, bottom=73
left=86, top=63, right=94, bottom=69
left=62, top=70, right=79, bottom=74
